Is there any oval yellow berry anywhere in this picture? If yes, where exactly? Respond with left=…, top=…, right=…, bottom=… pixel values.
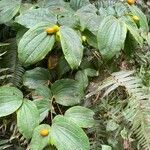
left=46, top=28, right=55, bottom=35
left=132, top=15, right=139, bottom=22
left=55, top=31, right=61, bottom=41
left=127, top=0, right=136, bottom=5
left=52, top=25, right=60, bottom=32
left=40, top=129, right=49, bottom=137
left=82, top=36, right=87, bottom=42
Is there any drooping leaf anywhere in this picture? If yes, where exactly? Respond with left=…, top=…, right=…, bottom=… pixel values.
left=120, top=16, right=143, bottom=46
left=65, top=106, right=95, bottom=128
left=17, top=99, right=40, bottom=139
left=23, top=67, right=51, bottom=89
left=0, top=86, right=23, bottom=117
left=51, top=79, right=84, bottom=106
left=51, top=115, right=90, bottom=150
left=129, top=5, right=149, bottom=32
left=60, top=26, right=83, bottom=69
left=30, top=124, right=51, bottom=150
left=0, top=0, right=21, bottom=23
left=70, top=0, right=90, bottom=11
left=97, top=16, right=127, bottom=59
left=18, top=22, right=55, bottom=66
left=15, top=8, right=57, bottom=28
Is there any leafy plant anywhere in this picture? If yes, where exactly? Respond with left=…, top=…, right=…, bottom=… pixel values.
left=0, top=0, right=150, bottom=149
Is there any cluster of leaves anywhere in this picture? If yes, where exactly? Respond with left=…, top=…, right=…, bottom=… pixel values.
left=0, top=0, right=150, bottom=150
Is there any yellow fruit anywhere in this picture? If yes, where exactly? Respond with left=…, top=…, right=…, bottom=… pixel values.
left=46, top=28, right=55, bottom=35
left=127, top=0, right=136, bottom=5
left=40, top=129, right=49, bottom=137
left=52, top=25, right=60, bottom=32
left=82, top=36, right=87, bottom=42
left=55, top=31, right=61, bottom=41
left=46, top=25, right=60, bottom=35
left=132, top=15, right=139, bottom=22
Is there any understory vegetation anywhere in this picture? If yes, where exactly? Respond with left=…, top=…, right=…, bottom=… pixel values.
left=0, top=0, right=150, bottom=149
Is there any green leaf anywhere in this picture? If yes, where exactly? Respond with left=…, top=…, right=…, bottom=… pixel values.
left=17, top=99, right=40, bottom=139
left=60, top=26, right=83, bottom=69
left=84, top=68, right=99, bottom=77
left=23, top=67, right=51, bottom=89
left=51, top=79, right=84, bottom=106
left=15, top=8, right=57, bottom=28
left=30, top=124, right=51, bottom=150
left=101, top=145, right=112, bottom=150
left=51, top=115, right=90, bottom=150
left=120, top=16, right=143, bottom=46
left=75, top=68, right=98, bottom=90
left=115, top=2, right=128, bottom=17
left=82, top=30, right=98, bottom=48
left=124, top=32, right=137, bottom=56
left=19, top=3, right=34, bottom=14
left=70, top=0, right=90, bottom=11
left=33, top=85, right=52, bottom=99
left=97, top=16, right=127, bottom=59
left=76, top=3, right=97, bottom=14
left=65, top=106, right=95, bottom=128
left=55, top=56, right=70, bottom=78
left=0, top=86, right=23, bottom=117
left=0, top=0, right=21, bottom=23
left=34, top=99, right=51, bottom=122
left=75, top=70, right=89, bottom=90
left=79, top=14, right=101, bottom=35
left=98, top=7, right=108, bottom=18
left=18, top=22, right=55, bottom=66
left=76, top=4, right=100, bottom=34
left=129, top=5, right=149, bottom=32
left=37, top=0, right=65, bottom=9
left=44, top=145, right=57, bottom=150
left=58, top=13, right=78, bottom=28
left=33, top=86, right=52, bottom=122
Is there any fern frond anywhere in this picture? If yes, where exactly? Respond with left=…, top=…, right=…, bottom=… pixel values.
left=86, top=70, right=150, bottom=149
left=10, top=61, right=25, bottom=88
left=0, top=40, right=24, bottom=87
